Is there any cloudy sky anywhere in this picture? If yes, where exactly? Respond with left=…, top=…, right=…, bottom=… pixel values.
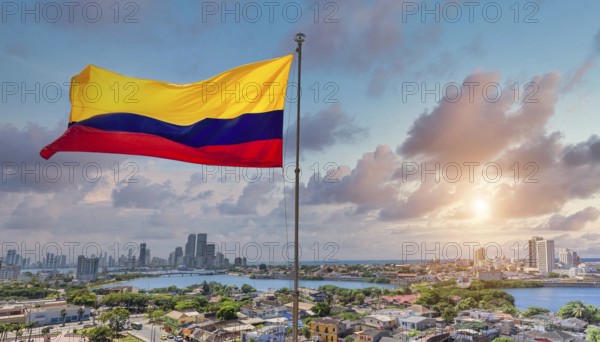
left=1, top=0, right=600, bottom=264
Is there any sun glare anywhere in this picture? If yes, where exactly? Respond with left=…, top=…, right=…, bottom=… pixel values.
left=472, top=198, right=490, bottom=217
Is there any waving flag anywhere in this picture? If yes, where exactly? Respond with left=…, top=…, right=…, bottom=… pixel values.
left=40, top=55, right=293, bottom=167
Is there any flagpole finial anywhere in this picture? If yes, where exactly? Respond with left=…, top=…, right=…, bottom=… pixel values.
left=294, top=32, right=306, bottom=43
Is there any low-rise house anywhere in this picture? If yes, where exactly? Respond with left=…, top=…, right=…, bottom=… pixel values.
left=523, top=330, right=585, bottom=342
left=188, top=320, right=252, bottom=342
left=397, top=316, right=436, bottom=331
left=404, top=305, right=435, bottom=318
left=476, top=271, right=503, bottom=280
left=0, top=307, right=27, bottom=324
left=164, top=310, right=205, bottom=333
left=97, top=286, right=139, bottom=295
left=242, top=325, right=286, bottom=342
left=554, top=317, right=588, bottom=332
left=311, top=317, right=346, bottom=342
left=27, top=305, right=90, bottom=326
left=379, top=337, right=403, bottom=342
left=285, top=301, right=316, bottom=317
left=355, top=329, right=391, bottom=342
left=381, top=294, right=420, bottom=306
left=362, top=315, right=397, bottom=330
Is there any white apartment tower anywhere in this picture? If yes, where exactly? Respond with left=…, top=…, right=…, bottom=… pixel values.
left=536, top=239, right=555, bottom=275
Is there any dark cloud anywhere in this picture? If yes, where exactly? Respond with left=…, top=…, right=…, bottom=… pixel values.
left=493, top=132, right=600, bottom=218
left=279, top=0, right=442, bottom=96
left=0, top=122, right=129, bottom=196
left=562, top=135, right=600, bottom=166
left=301, top=145, right=399, bottom=213
left=5, top=196, right=54, bottom=230
left=112, top=176, right=176, bottom=209
left=540, top=207, right=600, bottom=231
left=398, top=71, right=560, bottom=164
left=286, top=104, right=368, bottom=152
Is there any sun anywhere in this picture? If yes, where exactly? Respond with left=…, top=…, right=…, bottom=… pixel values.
left=472, top=198, right=490, bottom=217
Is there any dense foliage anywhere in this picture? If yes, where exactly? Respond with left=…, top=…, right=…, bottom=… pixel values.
left=0, top=282, right=58, bottom=300
left=557, top=300, right=600, bottom=323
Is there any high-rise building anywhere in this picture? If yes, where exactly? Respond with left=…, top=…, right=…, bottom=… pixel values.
left=5, top=250, right=17, bottom=266
left=139, top=243, right=147, bottom=267
left=205, top=244, right=215, bottom=268
left=474, top=247, right=486, bottom=267
left=0, top=265, right=20, bottom=281
left=175, top=247, right=183, bottom=266
left=536, top=239, right=555, bottom=275
left=559, top=248, right=574, bottom=266
left=76, top=255, right=99, bottom=281
left=572, top=251, right=581, bottom=265
left=528, top=236, right=543, bottom=268
left=215, top=252, right=224, bottom=267
left=184, top=234, right=196, bottom=267
left=196, top=233, right=207, bottom=267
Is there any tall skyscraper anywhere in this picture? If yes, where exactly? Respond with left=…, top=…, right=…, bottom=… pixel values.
left=175, top=246, right=183, bottom=266
left=536, top=239, right=555, bottom=274
left=559, top=248, right=574, bottom=266
left=528, top=236, right=543, bottom=268
left=196, top=233, right=207, bottom=266
left=474, top=247, right=486, bottom=267
left=139, top=243, right=147, bottom=267
left=205, top=244, right=216, bottom=268
left=572, top=251, right=581, bottom=265
left=184, top=234, right=196, bottom=267
left=76, top=255, right=99, bottom=281
left=5, top=250, right=17, bottom=266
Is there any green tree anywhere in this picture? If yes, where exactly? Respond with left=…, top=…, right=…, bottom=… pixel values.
left=0, top=324, right=8, bottom=342
left=241, top=284, right=256, bottom=293
left=174, top=300, right=197, bottom=311
left=99, top=307, right=130, bottom=338
left=500, top=304, right=518, bottom=316
left=415, top=290, right=440, bottom=306
left=312, top=303, right=331, bottom=317
left=302, top=326, right=311, bottom=340
left=77, top=307, right=85, bottom=323
left=202, top=281, right=210, bottom=295
left=148, top=309, right=166, bottom=324
left=216, top=305, right=238, bottom=320
left=492, top=337, right=514, bottom=342
left=557, top=301, right=595, bottom=322
left=60, top=309, right=67, bottom=326
left=457, top=297, right=478, bottom=311
left=441, top=307, right=458, bottom=323
left=11, top=323, right=24, bottom=342
left=25, top=322, right=37, bottom=342
left=276, top=287, right=291, bottom=295
left=67, top=289, right=98, bottom=307
left=521, top=306, right=550, bottom=318
left=587, top=325, right=600, bottom=342
left=83, top=326, right=113, bottom=342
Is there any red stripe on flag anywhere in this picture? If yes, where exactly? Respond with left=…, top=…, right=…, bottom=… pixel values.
left=40, top=126, right=282, bottom=167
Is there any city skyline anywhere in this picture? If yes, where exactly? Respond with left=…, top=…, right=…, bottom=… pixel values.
left=1, top=1, right=600, bottom=261
left=0, top=234, right=594, bottom=269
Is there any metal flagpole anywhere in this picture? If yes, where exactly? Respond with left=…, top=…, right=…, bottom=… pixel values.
left=292, top=32, right=305, bottom=342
